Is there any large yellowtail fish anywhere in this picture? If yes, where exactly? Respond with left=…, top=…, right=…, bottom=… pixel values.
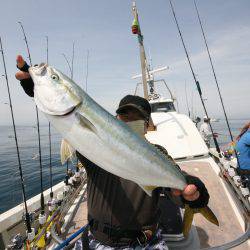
left=29, top=63, right=218, bottom=236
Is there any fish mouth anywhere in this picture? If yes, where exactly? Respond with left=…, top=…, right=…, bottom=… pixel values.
left=37, top=102, right=81, bottom=116
left=29, top=63, right=48, bottom=77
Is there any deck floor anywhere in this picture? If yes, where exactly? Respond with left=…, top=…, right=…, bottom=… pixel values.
left=179, top=160, right=248, bottom=249
left=68, top=159, right=249, bottom=249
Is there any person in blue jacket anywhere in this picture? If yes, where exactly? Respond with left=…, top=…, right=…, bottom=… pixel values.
left=236, top=122, right=250, bottom=188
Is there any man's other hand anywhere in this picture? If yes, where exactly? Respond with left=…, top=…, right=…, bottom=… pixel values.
left=171, top=175, right=209, bottom=208
left=172, top=184, right=200, bottom=202
left=15, top=55, right=34, bottom=97
left=15, top=55, right=31, bottom=80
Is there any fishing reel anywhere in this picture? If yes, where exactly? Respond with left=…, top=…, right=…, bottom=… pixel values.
left=241, top=176, right=250, bottom=192
left=47, top=198, right=57, bottom=212
left=7, top=234, right=24, bottom=249
left=22, top=211, right=35, bottom=224
left=56, top=191, right=64, bottom=206
left=222, top=150, right=234, bottom=160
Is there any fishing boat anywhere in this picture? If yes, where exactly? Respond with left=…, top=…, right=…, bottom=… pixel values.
left=0, top=1, right=250, bottom=250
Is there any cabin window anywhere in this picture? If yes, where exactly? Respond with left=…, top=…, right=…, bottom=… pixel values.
left=151, top=102, right=176, bottom=113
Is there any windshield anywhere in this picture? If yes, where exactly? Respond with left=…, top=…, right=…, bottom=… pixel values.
left=150, top=102, right=176, bottom=113
left=151, top=102, right=176, bottom=113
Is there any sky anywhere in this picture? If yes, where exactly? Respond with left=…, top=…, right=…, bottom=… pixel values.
left=0, top=0, right=249, bottom=125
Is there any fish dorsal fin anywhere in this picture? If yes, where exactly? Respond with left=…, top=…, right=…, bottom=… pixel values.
left=153, top=144, right=183, bottom=175
left=139, top=185, right=157, bottom=196
left=154, top=144, right=174, bottom=163
left=75, top=112, right=97, bottom=134
left=60, top=139, right=76, bottom=164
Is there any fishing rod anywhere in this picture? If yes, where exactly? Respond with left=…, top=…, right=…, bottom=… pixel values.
left=18, top=22, right=46, bottom=215
left=71, top=41, right=75, bottom=80
left=85, top=49, right=89, bottom=92
left=193, top=0, right=241, bottom=162
left=65, top=160, right=69, bottom=186
left=46, top=36, right=54, bottom=199
left=184, top=81, right=191, bottom=117
left=0, top=36, right=34, bottom=239
left=168, top=0, right=221, bottom=155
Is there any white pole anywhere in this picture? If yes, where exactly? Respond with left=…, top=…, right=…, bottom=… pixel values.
left=132, top=2, right=148, bottom=99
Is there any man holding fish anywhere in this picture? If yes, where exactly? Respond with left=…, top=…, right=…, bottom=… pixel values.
left=15, top=56, right=217, bottom=249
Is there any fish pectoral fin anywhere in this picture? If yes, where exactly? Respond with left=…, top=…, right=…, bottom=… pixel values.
left=75, top=112, right=97, bottom=134
left=139, top=185, right=157, bottom=196
left=182, top=204, right=194, bottom=237
left=182, top=205, right=219, bottom=237
left=60, top=139, right=76, bottom=164
left=198, top=206, right=219, bottom=226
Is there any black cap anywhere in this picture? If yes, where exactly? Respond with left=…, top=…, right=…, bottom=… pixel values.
left=116, top=95, right=151, bottom=120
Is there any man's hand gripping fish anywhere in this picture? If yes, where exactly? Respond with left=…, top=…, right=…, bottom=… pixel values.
left=28, top=63, right=219, bottom=236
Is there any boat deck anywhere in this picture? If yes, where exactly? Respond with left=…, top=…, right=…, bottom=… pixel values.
left=67, top=158, right=249, bottom=249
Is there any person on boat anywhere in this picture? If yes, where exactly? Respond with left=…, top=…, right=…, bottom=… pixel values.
left=236, top=122, right=250, bottom=188
left=193, top=116, right=201, bottom=128
left=199, top=116, right=212, bottom=147
left=236, top=122, right=250, bottom=141
left=15, top=55, right=210, bottom=249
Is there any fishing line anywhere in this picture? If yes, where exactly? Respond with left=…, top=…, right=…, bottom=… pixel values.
left=18, top=21, right=45, bottom=214
left=0, top=36, right=32, bottom=233
left=168, top=0, right=221, bottom=154
left=193, top=0, right=241, bottom=164
left=62, top=53, right=72, bottom=78
left=46, top=36, right=53, bottom=198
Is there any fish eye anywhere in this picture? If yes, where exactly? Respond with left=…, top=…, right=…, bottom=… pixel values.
left=51, top=74, right=59, bottom=81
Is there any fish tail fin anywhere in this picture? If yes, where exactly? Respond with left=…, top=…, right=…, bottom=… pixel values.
left=182, top=204, right=219, bottom=237
left=182, top=204, right=194, bottom=237
left=199, top=206, right=219, bottom=226
left=60, top=139, right=75, bottom=165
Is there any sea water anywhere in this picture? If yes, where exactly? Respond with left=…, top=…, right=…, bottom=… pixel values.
left=0, top=119, right=248, bottom=213
left=0, top=125, right=67, bottom=213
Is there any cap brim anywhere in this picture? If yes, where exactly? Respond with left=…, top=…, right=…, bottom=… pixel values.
left=116, top=104, right=148, bottom=119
